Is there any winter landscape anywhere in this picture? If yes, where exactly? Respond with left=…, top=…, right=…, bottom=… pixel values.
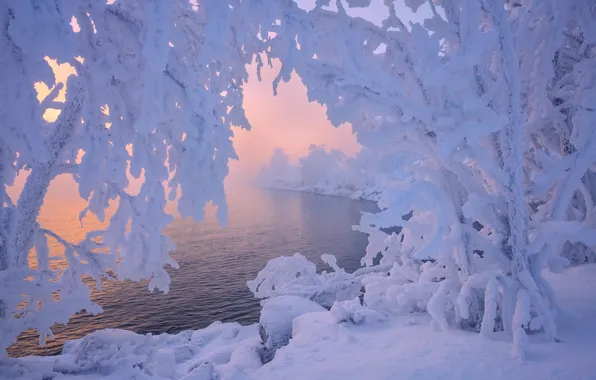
left=2, top=0, right=596, bottom=379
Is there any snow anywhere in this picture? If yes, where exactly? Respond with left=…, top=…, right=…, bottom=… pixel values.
left=258, top=1, right=596, bottom=359
left=258, top=295, right=325, bottom=363
left=1, top=322, right=262, bottom=380
left=2, top=0, right=596, bottom=376
left=2, top=0, right=262, bottom=352
left=2, top=264, right=595, bottom=379
left=255, top=265, right=596, bottom=380
left=260, top=180, right=384, bottom=203
left=247, top=253, right=363, bottom=309
left=254, top=146, right=385, bottom=202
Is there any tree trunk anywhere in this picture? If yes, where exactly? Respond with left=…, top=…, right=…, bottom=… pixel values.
left=9, top=84, right=84, bottom=267
left=0, top=83, right=83, bottom=355
left=486, top=0, right=558, bottom=348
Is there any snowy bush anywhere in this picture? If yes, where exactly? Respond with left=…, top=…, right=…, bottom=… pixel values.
left=255, top=145, right=383, bottom=201
left=299, top=145, right=346, bottom=189
left=247, top=253, right=362, bottom=308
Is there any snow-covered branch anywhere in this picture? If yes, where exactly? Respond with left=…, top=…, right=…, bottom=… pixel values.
left=2, top=0, right=595, bottom=359
left=251, top=0, right=596, bottom=357
left=0, top=0, right=267, bottom=355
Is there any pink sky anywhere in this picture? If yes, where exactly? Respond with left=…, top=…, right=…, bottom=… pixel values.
left=229, top=62, right=360, bottom=184
left=12, top=1, right=426, bottom=199
left=8, top=60, right=360, bottom=201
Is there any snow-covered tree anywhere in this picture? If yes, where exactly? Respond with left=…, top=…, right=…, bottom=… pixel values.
left=251, top=0, right=595, bottom=357
left=255, top=145, right=385, bottom=201
left=254, top=148, right=301, bottom=188
left=2, top=0, right=594, bottom=359
left=521, top=1, right=596, bottom=265
left=299, top=144, right=346, bottom=188
left=0, top=0, right=266, bottom=355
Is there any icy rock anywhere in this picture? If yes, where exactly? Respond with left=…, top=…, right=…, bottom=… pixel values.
left=258, top=295, right=325, bottom=363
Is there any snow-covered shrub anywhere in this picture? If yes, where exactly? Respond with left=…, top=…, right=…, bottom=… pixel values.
left=247, top=253, right=362, bottom=308
left=299, top=145, right=346, bottom=189
left=255, top=145, right=384, bottom=201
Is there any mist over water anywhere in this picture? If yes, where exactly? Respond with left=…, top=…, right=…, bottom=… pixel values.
left=9, top=187, right=377, bottom=357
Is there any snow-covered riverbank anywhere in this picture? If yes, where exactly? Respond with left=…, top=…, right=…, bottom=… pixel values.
left=254, top=146, right=385, bottom=203
left=256, top=180, right=384, bottom=203
left=4, top=264, right=596, bottom=380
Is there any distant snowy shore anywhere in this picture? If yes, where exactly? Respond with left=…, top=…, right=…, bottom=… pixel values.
left=254, top=146, right=385, bottom=203
left=3, top=264, right=596, bottom=379
left=254, top=179, right=384, bottom=203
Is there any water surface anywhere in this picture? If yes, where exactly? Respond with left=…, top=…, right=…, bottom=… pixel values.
left=9, top=187, right=377, bottom=357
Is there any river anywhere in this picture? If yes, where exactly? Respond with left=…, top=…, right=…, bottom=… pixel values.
left=9, top=186, right=377, bottom=357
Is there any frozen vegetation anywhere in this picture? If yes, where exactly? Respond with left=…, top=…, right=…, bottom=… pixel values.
left=2, top=264, right=596, bottom=379
left=1, top=0, right=596, bottom=379
left=254, top=146, right=385, bottom=201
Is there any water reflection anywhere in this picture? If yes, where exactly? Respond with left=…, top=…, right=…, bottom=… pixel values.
left=9, top=187, right=377, bottom=357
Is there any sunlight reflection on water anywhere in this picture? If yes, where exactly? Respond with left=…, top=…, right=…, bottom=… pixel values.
left=8, top=187, right=377, bottom=357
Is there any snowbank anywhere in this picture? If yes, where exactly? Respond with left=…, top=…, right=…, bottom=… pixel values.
left=3, top=264, right=596, bottom=379
left=255, top=264, right=596, bottom=380
left=258, top=295, right=326, bottom=363
left=257, top=180, right=384, bottom=203
left=2, top=322, right=262, bottom=380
